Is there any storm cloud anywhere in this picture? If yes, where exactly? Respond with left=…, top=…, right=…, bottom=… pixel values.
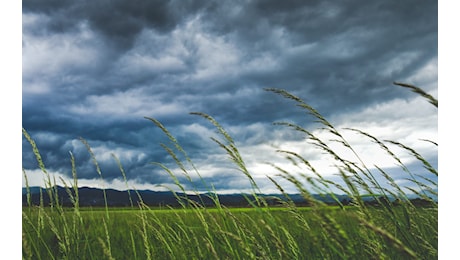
left=22, top=0, right=437, bottom=194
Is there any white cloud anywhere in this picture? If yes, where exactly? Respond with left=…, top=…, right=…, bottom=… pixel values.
left=22, top=168, right=169, bottom=192
left=28, top=131, right=62, bottom=146
left=380, top=51, right=421, bottom=78
left=22, top=17, right=103, bottom=88
left=231, top=91, right=438, bottom=193
left=90, top=145, right=148, bottom=165
left=118, top=53, right=186, bottom=75
left=329, top=94, right=437, bottom=169
left=114, top=28, right=190, bottom=76
left=186, top=27, right=242, bottom=80
left=404, top=57, right=438, bottom=92
left=120, top=16, right=283, bottom=83
left=68, top=88, right=186, bottom=120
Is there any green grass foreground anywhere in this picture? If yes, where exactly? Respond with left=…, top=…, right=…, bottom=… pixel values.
left=22, top=205, right=437, bottom=259
left=22, top=83, right=437, bottom=259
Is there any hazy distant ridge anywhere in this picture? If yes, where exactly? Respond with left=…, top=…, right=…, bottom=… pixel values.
left=22, top=186, right=434, bottom=207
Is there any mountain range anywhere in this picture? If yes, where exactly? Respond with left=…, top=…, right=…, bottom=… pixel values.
left=22, top=186, right=435, bottom=208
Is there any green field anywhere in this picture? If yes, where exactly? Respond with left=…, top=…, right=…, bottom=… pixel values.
left=22, top=204, right=437, bottom=259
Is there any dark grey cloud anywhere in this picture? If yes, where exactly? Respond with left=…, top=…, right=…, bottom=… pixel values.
left=23, top=0, right=209, bottom=49
left=22, top=0, right=437, bottom=193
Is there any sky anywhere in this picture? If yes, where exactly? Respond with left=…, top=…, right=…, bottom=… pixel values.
left=21, top=0, right=438, bottom=195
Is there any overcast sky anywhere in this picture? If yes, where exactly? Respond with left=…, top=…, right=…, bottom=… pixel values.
left=22, top=0, right=438, bottom=194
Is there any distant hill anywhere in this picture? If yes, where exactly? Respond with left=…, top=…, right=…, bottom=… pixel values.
left=22, top=186, right=436, bottom=208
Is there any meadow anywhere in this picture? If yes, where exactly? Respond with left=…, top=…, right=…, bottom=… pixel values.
left=22, top=83, right=437, bottom=259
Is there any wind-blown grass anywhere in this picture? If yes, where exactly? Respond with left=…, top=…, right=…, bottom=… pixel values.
left=22, top=83, right=437, bottom=259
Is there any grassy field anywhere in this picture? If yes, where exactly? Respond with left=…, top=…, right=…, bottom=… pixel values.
left=22, top=205, right=437, bottom=259
left=22, top=83, right=437, bottom=259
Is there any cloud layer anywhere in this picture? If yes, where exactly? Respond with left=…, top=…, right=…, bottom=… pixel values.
left=23, top=0, right=437, bottom=194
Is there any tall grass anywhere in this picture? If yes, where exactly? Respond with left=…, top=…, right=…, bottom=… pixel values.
left=22, top=83, right=437, bottom=259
